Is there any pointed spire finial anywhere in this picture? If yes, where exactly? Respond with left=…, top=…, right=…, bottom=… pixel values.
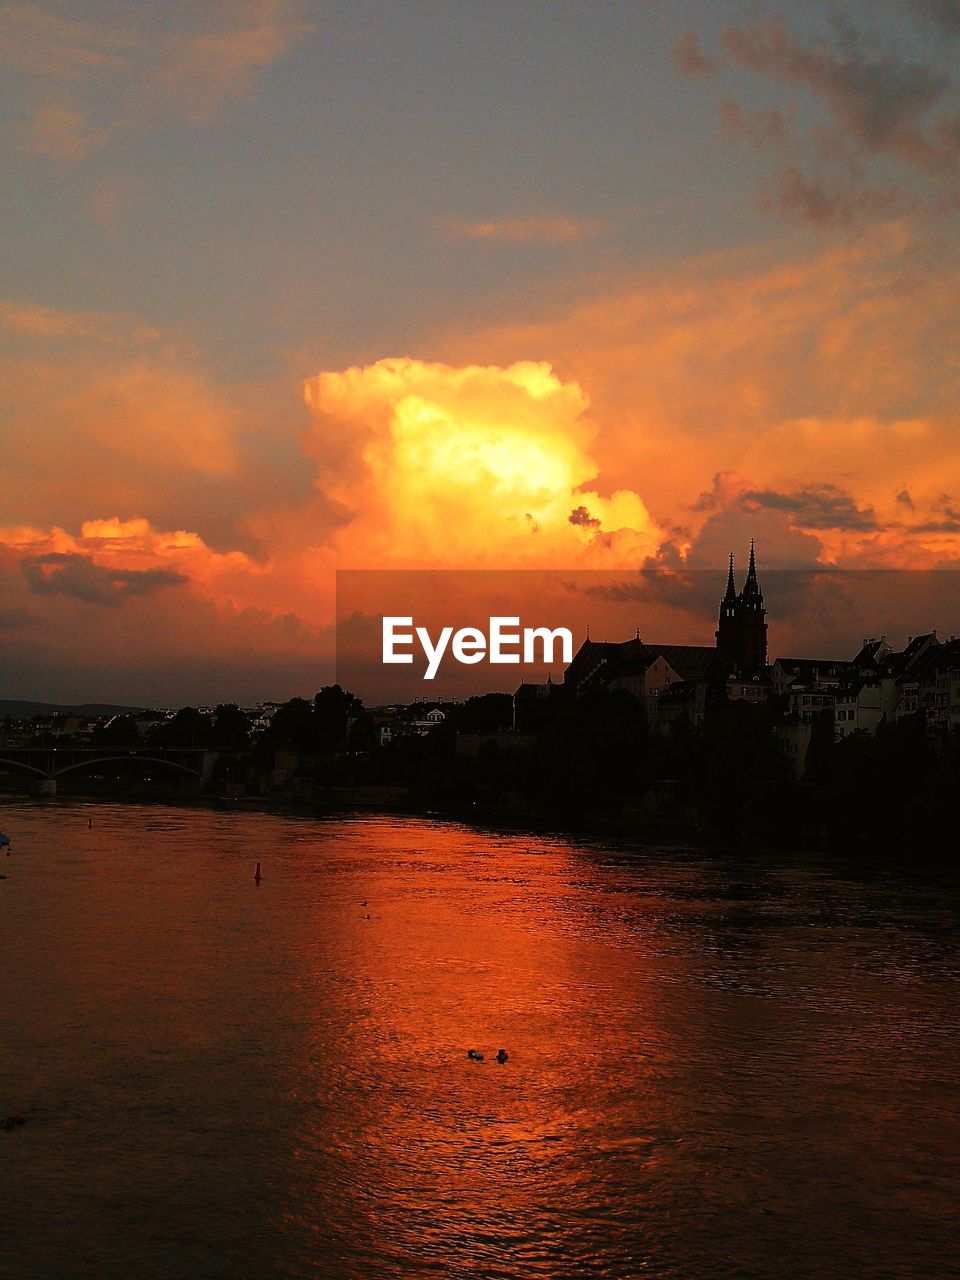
left=742, top=538, right=761, bottom=600
left=723, top=551, right=736, bottom=602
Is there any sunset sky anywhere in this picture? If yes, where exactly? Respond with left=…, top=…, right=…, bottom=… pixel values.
left=2, top=0, right=960, bottom=704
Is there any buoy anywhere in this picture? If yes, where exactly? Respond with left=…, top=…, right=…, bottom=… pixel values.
left=496, top=1049, right=508, bottom=1064
left=254, top=862, right=262, bottom=884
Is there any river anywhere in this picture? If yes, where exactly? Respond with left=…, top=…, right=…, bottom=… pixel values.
left=1, top=802, right=958, bottom=1279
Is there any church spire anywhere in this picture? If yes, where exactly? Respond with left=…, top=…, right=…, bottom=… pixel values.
left=723, top=551, right=736, bottom=603
left=742, top=538, right=761, bottom=600
left=716, top=542, right=767, bottom=674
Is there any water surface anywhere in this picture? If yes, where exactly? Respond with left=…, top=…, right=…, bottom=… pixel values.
left=2, top=802, right=958, bottom=1279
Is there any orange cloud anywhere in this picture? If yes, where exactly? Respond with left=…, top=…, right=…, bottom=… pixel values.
left=0, top=517, right=257, bottom=597
left=0, top=298, right=152, bottom=341
left=0, top=302, right=245, bottom=537
left=0, top=4, right=131, bottom=79
left=447, top=220, right=960, bottom=566
left=18, top=104, right=99, bottom=160
left=0, top=517, right=326, bottom=703
left=0, top=0, right=310, bottom=161
left=66, top=365, right=239, bottom=476
left=445, top=216, right=606, bottom=245
left=302, top=358, right=665, bottom=569
left=150, top=0, right=312, bottom=124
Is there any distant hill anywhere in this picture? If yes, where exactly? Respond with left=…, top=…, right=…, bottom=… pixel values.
left=0, top=699, right=150, bottom=719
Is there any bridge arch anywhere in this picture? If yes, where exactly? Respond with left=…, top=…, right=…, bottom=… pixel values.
left=0, top=756, right=49, bottom=779
left=52, top=755, right=202, bottom=780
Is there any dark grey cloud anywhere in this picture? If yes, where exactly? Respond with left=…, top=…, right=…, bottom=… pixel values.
left=915, top=493, right=960, bottom=529
left=724, top=19, right=946, bottom=148
left=896, top=487, right=916, bottom=508
left=675, top=12, right=960, bottom=229
left=723, top=18, right=956, bottom=173
left=577, top=569, right=719, bottom=616
left=569, top=505, right=601, bottom=529
left=684, top=506, right=823, bottom=570
left=772, top=165, right=899, bottom=225
left=22, top=553, right=187, bottom=606
left=740, top=483, right=879, bottom=531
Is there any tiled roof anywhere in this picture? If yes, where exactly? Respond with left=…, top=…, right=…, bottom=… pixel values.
left=582, top=641, right=718, bottom=687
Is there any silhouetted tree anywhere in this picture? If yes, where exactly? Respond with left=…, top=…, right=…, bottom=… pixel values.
left=96, top=715, right=139, bottom=749
left=452, top=693, right=513, bottom=733
left=313, top=685, right=363, bottom=753
left=150, top=707, right=210, bottom=749
left=261, top=697, right=316, bottom=753
left=210, top=703, right=251, bottom=752
left=346, top=711, right=375, bottom=753
left=97, top=711, right=142, bottom=747
left=254, top=687, right=362, bottom=763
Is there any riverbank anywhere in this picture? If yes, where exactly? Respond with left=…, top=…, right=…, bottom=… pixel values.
left=2, top=781, right=958, bottom=875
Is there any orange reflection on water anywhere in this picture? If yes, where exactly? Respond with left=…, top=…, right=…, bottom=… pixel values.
left=280, top=819, right=676, bottom=1275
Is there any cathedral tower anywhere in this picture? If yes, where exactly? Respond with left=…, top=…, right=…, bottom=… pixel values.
left=716, top=541, right=768, bottom=674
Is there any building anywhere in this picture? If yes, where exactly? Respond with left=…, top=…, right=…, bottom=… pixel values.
left=716, top=540, right=767, bottom=675
left=513, top=679, right=560, bottom=732
left=394, top=699, right=460, bottom=737
left=833, top=677, right=884, bottom=738
left=771, top=658, right=850, bottom=697
left=770, top=630, right=958, bottom=775
left=913, top=637, right=960, bottom=735
left=575, top=641, right=718, bottom=725
left=557, top=543, right=769, bottom=729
